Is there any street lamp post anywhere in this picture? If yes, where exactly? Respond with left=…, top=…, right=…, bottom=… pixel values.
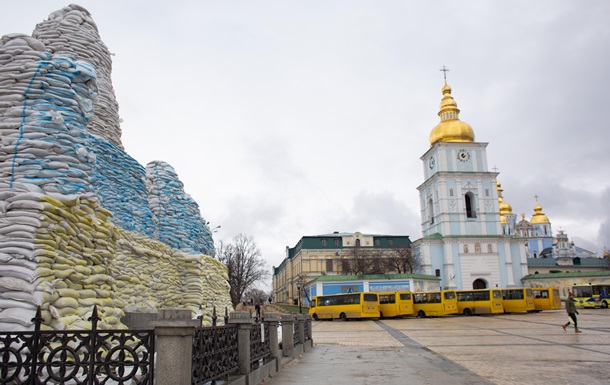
left=297, top=285, right=302, bottom=314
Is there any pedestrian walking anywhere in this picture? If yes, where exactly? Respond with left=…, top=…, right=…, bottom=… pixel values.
left=562, top=292, right=581, bottom=333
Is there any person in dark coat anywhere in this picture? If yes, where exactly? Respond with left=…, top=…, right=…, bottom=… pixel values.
left=562, top=292, right=581, bottom=333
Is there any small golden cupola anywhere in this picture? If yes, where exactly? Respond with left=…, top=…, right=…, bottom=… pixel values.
left=496, top=180, right=513, bottom=224
left=429, top=81, right=475, bottom=147
left=530, top=200, right=550, bottom=224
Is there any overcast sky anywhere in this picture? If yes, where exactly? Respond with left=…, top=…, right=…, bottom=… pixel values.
left=3, top=1, right=609, bottom=286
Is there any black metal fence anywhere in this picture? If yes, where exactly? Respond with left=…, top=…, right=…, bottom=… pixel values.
left=250, top=320, right=270, bottom=369
left=0, top=306, right=154, bottom=385
left=292, top=318, right=300, bottom=346
left=192, top=324, right=239, bottom=385
left=303, top=317, right=311, bottom=340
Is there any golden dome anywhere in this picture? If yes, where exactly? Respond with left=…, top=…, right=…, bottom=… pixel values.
left=429, top=83, right=475, bottom=147
left=530, top=202, right=550, bottom=224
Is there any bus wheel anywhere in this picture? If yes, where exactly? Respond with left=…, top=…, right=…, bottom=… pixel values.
left=313, top=314, right=319, bottom=321
left=418, top=310, right=426, bottom=318
left=602, top=301, right=608, bottom=309
left=340, top=313, right=347, bottom=321
left=464, top=308, right=472, bottom=316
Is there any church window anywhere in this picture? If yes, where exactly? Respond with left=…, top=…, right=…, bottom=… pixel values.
left=449, top=188, right=454, bottom=197
left=335, top=239, right=340, bottom=247
left=326, top=259, right=333, bottom=272
left=485, top=189, right=489, bottom=197
left=355, top=239, right=361, bottom=247
left=429, top=198, right=434, bottom=224
left=465, top=192, right=476, bottom=218
left=435, top=269, right=441, bottom=277
left=321, top=239, right=327, bottom=248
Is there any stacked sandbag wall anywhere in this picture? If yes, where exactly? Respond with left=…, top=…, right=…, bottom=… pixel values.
left=146, top=161, right=214, bottom=255
left=32, top=4, right=123, bottom=149
left=0, top=188, right=123, bottom=331
left=87, top=135, right=156, bottom=237
left=0, top=7, right=231, bottom=331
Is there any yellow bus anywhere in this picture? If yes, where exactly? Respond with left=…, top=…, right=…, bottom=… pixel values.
left=412, top=290, right=458, bottom=318
left=309, top=292, right=380, bottom=321
left=378, top=292, right=414, bottom=318
left=501, top=288, right=535, bottom=313
left=532, top=288, right=562, bottom=311
left=455, top=289, right=504, bottom=315
left=572, top=284, right=610, bottom=309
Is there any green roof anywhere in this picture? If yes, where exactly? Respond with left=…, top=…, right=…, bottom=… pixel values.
left=310, top=273, right=440, bottom=283
left=527, top=258, right=609, bottom=267
left=422, top=233, right=523, bottom=240
left=523, top=270, right=610, bottom=280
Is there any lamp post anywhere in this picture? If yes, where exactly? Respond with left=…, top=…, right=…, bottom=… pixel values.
left=297, top=285, right=302, bottom=314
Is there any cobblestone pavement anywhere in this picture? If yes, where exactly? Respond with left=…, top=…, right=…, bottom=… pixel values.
left=267, top=309, right=610, bottom=385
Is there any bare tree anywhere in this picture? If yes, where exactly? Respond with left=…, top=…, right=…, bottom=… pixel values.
left=346, top=247, right=383, bottom=275
left=243, top=287, right=269, bottom=305
left=217, top=234, right=270, bottom=308
left=384, top=246, right=420, bottom=273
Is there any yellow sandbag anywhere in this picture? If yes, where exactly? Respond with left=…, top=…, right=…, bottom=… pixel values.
left=56, top=288, right=80, bottom=298
left=57, top=306, right=79, bottom=317
left=52, top=296, right=79, bottom=309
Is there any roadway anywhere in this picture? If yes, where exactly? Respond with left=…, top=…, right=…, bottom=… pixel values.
left=266, top=308, right=610, bottom=385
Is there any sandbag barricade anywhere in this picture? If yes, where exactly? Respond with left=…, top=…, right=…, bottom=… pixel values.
left=0, top=6, right=232, bottom=331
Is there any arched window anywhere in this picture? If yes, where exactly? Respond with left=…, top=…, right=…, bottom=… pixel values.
left=435, top=269, right=441, bottom=277
left=465, top=192, right=476, bottom=218
left=355, top=239, right=361, bottom=247
left=429, top=198, right=434, bottom=224
left=473, top=279, right=487, bottom=289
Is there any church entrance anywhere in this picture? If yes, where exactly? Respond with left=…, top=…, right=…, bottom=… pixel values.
left=473, top=279, right=487, bottom=289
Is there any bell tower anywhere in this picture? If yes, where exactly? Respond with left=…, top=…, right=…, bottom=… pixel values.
left=417, top=77, right=501, bottom=238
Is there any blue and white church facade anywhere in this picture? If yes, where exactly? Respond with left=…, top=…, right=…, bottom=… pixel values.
left=411, top=82, right=529, bottom=290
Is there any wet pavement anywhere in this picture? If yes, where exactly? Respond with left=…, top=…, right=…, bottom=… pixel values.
left=266, top=308, right=610, bottom=385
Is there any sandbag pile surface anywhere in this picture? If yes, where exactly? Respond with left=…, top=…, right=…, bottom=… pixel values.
left=0, top=35, right=96, bottom=195
left=0, top=6, right=230, bottom=331
left=87, top=135, right=156, bottom=237
left=32, top=4, right=123, bottom=149
left=146, top=161, right=214, bottom=255
left=0, top=187, right=125, bottom=331
left=113, top=229, right=232, bottom=325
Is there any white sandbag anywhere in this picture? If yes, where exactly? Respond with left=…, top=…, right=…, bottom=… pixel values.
left=0, top=276, right=36, bottom=293
left=0, top=296, right=39, bottom=309
left=0, top=307, right=37, bottom=326
left=0, top=264, right=37, bottom=282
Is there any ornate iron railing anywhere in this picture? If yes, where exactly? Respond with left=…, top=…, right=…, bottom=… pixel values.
left=303, top=317, right=311, bottom=340
left=192, top=324, right=238, bottom=385
left=0, top=306, right=154, bottom=385
left=249, top=322, right=270, bottom=369
left=292, top=318, right=300, bottom=346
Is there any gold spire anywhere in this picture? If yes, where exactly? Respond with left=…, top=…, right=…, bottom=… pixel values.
left=496, top=180, right=513, bottom=218
left=530, top=197, right=550, bottom=224
left=429, top=77, right=475, bottom=147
